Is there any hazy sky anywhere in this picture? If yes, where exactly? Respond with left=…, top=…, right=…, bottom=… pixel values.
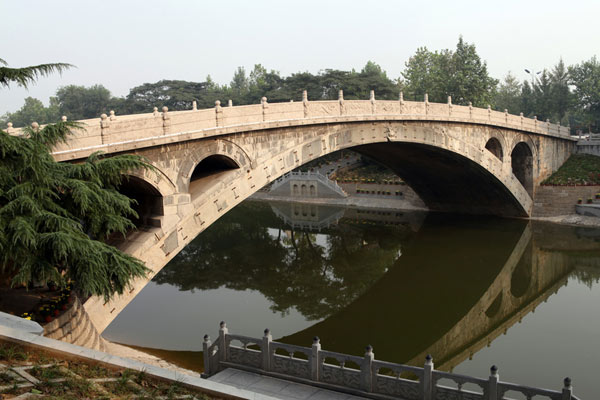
left=2, top=0, right=599, bottom=114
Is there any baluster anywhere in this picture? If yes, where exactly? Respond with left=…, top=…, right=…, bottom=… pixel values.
left=310, top=336, right=321, bottom=381
left=261, top=97, right=268, bottom=121
left=488, top=365, right=499, bottom=400
left=423, top=354, right=433, bottom=400
left=203, top=335, right=211, bottom=376
left=262, top=328, right=272, bottom=371
left=562, top=377, right=572, bottom=400
left=219, top=321, right=228, bottom=366
left=361, top=345, right=374, bottom=392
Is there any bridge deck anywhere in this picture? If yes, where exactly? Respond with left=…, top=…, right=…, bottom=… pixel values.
left=208, top=368, right=370, bottom=400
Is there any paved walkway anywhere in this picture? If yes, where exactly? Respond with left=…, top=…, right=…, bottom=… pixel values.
left=208, top=368, right=370, bottom=400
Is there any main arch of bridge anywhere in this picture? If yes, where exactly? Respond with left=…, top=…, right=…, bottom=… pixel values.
left=82, top=118, right=573, bottom=333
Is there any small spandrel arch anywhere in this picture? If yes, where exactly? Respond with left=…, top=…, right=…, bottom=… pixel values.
left=511, top=142, right=534, bottom=198
left=485, top=137, right=504, bottom=161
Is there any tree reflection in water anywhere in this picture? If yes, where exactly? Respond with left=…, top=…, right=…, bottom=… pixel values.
left=154, top=201, right=419, bottom=320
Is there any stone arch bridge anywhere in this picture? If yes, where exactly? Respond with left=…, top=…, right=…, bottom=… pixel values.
left=9, top=92, right=576, bottom=333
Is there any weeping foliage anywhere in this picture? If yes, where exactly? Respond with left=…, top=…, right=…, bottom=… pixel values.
left=0, top=58, right=73, bottom=89
left=0, top=121, right=152, bottom=300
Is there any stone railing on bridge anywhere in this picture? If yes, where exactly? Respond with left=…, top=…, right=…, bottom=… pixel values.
left=5, top=91, right=574, bottom=162
left=202, top=322, right=580, bottom=400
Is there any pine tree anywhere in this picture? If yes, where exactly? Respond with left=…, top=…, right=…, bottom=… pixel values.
left=0, top=58, right=151, bottom=301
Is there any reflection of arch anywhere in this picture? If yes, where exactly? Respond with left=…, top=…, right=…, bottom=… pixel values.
left=511, top=142, right=533, bottom=197
left=485, top=292, right=503, bottom=318
left=510, top=243, right=533, bottom=298
left=485, top=137, right=503, bottom=161
left=118, top=175, right=163, bottom=228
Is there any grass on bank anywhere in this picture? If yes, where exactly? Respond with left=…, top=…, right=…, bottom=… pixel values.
left=542, top=154, right=600, bottom=186
left=0, top=341, right=220, bottom=399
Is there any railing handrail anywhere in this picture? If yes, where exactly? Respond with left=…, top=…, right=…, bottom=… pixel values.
left=202, top=323, right=580, bottom=400
left=5, top=93, right=576, bottom=162
left=270, top=171, right=347, bottom=197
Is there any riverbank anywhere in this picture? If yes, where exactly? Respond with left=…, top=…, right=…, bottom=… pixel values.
left=253, top=191, right=600, bottom=228
left=250, top=191, right=428, bottom=211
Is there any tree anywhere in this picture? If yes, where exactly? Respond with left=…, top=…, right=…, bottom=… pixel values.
left=0, top=58, right=151, bottom=300
left=0, top=97, right=60, bottom=128
left=493, top=72, right=522, bottom=114
left=549, top=59, right=571, bottom=124
left=401, top=37, right=498, bottom=106
left=0, top=58, right=72, bottom=89
left=55, top=84, right=113, bottom=120
left=447, top=37, right=498, bottom=106
left=569, top=56, right=600, bottom=133
left=123, top=79, right=213, bottom=113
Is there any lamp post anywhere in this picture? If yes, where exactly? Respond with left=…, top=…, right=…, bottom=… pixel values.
left=524, top=68, right=541, bottom=87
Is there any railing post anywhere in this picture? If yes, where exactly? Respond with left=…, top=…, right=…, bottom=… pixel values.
left=302, top=90, right=309, bottom=118
left=109, top=110, right=116, bottom=121
left=162, top=106, right=170, bottom=134
left=153, top=106, right=159, bottom=116
left=370, top=90, right=376, bottom=114
left=192, top=100, right=197, bottom=111
left=228, top=99, right=233, bottom=107
left=219, top=321, right=228, bottom=365
left=448, top=96, right=452, bottom=116
left=562, top=377, right=572, bottom=400
left=487, top=105, right=491, bottom=121
left=215, top=100, right=222, bottom=127
left=361, top=345, right=374, bottom=392
left=5, top=122, right=13, bottom=134
left=423, top=354, right=433, bottom=400
left=399, top=91, right=404, bottom=114
left=505, top=109, right=508, bottom=124
left=203, top=335, right=211, bottom=376
left=520, top=112, right=524, bottom=128
left=261, top=97, right=268, bottom=121
left=310, top=336, right=321, bottom=381
left=100, top=113, right=109, bottom=144
left=468, top=102, right=473, bottom=119
left=338, top=90, right=345, bottom=116
left=488, top=365, right=499, bottom=400
left=424, top=93, right=429, bottom=115
left=262, top=328, right=272, bottom=372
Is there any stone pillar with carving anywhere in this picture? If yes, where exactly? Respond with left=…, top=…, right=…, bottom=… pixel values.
left=215, top=100, right=222, bottom=126
left=562, top=377, right=572, bottom=400
left=448, top=96, right=452, bottom=116
left=488, top=365, right=499, bottom=400
left=262, top=329, right=272, bottom=372
left=100, top=113, right=109, bottom=144
left=399, top=91, right=404, bottom=114
left=424, top=93, right=429, bottom=115
left=361, top=345, right=374, bottom=392
left=203, top=335, right=212, bottom=376
left=261, top=97, right=268, bottom=121
left=162, top=106, right=170, bottom=134
left=310, top=336, right=321, bottom=381
left=338, top=90, right=345, bottom=116
left=302, top=90, right=309, bottom=118
left=423, top=354, right=433, bottom=400
left=218, top=321, right=228, bottom=368
left=370, top=90, right=376, bottom=114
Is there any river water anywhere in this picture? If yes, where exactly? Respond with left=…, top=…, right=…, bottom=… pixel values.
left=104, top=200, right=600, bottom=399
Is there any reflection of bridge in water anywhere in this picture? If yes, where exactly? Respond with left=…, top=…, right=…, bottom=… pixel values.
left=277, top=215, right=597, bottom=374
left=269, top=202, right=427, bottom=232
